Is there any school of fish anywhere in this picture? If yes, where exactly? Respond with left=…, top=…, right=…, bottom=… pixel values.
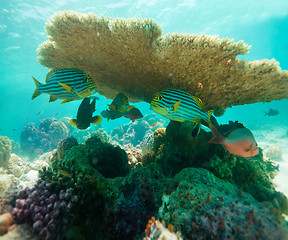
left=32, top=68, right=259, bottom=158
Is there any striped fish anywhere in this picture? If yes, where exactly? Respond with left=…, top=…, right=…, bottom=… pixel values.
left=32, top=68, right=97, bottom=104
left=150, top=88, right=213, bottom=124
left=107, top=93, right=135, bottom=113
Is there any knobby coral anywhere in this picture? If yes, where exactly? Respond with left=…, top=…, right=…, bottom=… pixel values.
left=37, top=11, right=288, bottom=116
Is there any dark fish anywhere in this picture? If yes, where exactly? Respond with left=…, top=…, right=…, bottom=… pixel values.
left=265, top=108, right=279, bottom=116
left=36, top=111, right=43, bottom=116
left=124, top=108, right=143, bottom=122
left=70, top=97, right=102, bottom=130
left=32, top=68, right=97, bottom=104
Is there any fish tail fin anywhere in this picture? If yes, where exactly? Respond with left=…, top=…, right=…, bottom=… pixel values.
left=32, top=76, right=42, bottom=99
left=70, top=119, right=77, bottom=127
left=208, top=124, right=225, bottom=144
left=92, top=115, right=102, bottom=125
left=265, top=112, right=267, bottom=116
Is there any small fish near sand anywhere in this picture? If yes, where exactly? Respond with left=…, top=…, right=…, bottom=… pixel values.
left=265, top=108, right=279, bottom=117
left=150, top=88, right=214, bottom=136
left=32, top=68, right=97, bottom=104
left=70, top=97, right=102, bottom=130
left=209, top=125, right=259, bottom=158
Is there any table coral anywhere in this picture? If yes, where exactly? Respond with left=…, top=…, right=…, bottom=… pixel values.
left=37, top=10, right=288, bottom=116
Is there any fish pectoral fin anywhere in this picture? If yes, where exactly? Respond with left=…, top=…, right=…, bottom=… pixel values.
left=190, top=118, right=200, bottom=123
left=92, top=115, right=102, bottom=125
left=58, top=82, right=73, bottom=92
left=173, top=101, right=181, bottom=112
left=127, top=105, right=135, bottom=111
left=49, top=95, right=58, bottom=102
left=61, top=99, right=74, bottom=104
left=70, top=119, right=77, bottom=127
left=108, top=104, right=117, bottom=111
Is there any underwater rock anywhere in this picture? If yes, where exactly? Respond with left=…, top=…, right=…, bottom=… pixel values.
left=88, top=140, right=130, bottom=178
left=159, top=167, right=288, bottom=240
left=56, top=137, right=78, bottom=161
left=125, top=147, right=143, bottom=168
left=0, top=136, right=12, bottom=168
left=20, top=118, right=73, bottom=159
left=110, top=120, right=151, bottom=147
left=0, top=213, right=13, bottom=236
left=12, top=180, right=77, bottom=240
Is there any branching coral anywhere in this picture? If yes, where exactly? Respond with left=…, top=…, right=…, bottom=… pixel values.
left=37, top=11, right=288, bottom=116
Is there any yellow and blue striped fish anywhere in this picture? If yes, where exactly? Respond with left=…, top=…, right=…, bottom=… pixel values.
left=107, top=93, right=135, bottom=112
left=150, top=88, right=213, bottom=124
left=32, top=68, right=97, bottom=104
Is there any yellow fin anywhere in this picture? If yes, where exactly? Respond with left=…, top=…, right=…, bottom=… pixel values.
left=58, top=82, right=72, bottom=92
left=191, top=118, right=200, bottom=123
left=45, top=70, right=57, bottom=83
left=61, top=99, right=74, bottom=104
left=127, top=105, right=135, bottom=111
left=92, top=115, right=103, bottom=125
left=173, top=101, right=181, bottom=112
left=70, top=119, right=77, bottom=127
left=49, top=95, right=57, bottom=102
left=192, top=96, right=203, bottom=108
left=32, top=76, right=42, bottom=99
left=108, top=104, right=117, bottom=111
left=205, top=109, right=214, bottom=124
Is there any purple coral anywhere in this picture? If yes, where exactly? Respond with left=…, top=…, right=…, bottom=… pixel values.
left=12, top=180, right=77, bottom=240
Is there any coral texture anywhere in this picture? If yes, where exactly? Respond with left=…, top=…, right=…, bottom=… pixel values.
left=37, top=11, right=288, bottom=116
left=20, top=118, right=72, bottom=159
left=0, top=136, right=12, bottom=168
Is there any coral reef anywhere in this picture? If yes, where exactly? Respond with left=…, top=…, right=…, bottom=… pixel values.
left=0, top=136, right=12, bottom=168
left=264, top=144, right=283, bottom=161
left=12, top=180, right=77, bottom=240
left=158, top=167, right=288, bottom=240
left=37, top=10, right=288, bottom=116
left=20, top=118, right=72, bottom=159
left=2, top=129, right=288, bottom=239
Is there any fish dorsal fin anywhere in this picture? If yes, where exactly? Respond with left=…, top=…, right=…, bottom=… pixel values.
left=173, top=101, right=181, bottom=112
left=61, top=99, right=74, bottom=104
left=58, top=82, right=72, bottom=92
left=92, top=115, right=103, bottom=125
left=70, top=119, right=77, bottom=127
left=192, top=96, right=203, bottom=108
left=49, top=95, right=57, bottom=102
left=45, top=70, right=57, bottom=83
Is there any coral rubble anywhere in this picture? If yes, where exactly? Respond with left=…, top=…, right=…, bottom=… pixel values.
left=0, top=136, right=12, bottom=168
left=37, top=11, right=288, bottom=116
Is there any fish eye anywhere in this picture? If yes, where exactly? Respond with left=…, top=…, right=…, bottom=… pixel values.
left=158, top=95, right=163, bottom=101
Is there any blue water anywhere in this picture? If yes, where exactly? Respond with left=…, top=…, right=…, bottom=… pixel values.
left=1, top=0, right=288, bottom=142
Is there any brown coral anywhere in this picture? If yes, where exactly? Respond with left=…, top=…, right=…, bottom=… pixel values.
left=37, top=11, right=288, bottom=116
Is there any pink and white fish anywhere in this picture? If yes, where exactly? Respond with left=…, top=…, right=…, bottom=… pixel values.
left=208, top=124, right=259, bottom=158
